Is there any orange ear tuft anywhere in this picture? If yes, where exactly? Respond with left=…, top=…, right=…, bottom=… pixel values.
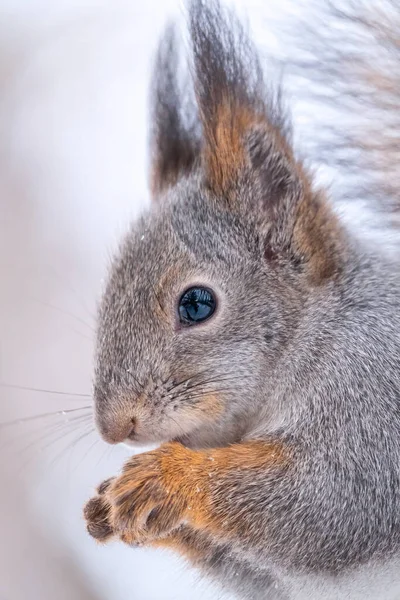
left=189, top=0, right=273, bottom=196
left=201, top=99, right=265, bottom=195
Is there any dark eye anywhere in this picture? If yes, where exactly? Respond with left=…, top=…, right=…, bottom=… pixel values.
left=178, top=287, right=216, bottom=326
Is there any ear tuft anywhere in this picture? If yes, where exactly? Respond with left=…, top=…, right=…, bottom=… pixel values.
left=149, top=23, right=200, bottom=200
left=189, top=0, right=287, bottom=195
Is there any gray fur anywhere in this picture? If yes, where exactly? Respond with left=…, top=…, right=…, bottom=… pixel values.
left=93, top=1, right=400, bottom=598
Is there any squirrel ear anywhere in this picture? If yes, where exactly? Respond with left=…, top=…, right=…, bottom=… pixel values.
left=248, top=127, right=345, bottom=282
left=189, top=0, right=282, bottom=196
left=149, top=24, right=200, bottom=201
left=189, top=0, right=345, bottom=282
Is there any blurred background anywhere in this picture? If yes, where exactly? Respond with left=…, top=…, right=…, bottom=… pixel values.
left=0, top=0, right=398, bottom=599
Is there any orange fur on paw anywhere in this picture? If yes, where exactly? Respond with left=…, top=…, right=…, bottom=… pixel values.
left=104, top=443, right=193, bottom=545
left=150, top=526, right=210, bottom=565
left=104, top=440, right=286, bottom=546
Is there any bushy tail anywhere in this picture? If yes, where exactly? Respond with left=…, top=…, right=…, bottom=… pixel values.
left=278, top=0, right=400, bottom=225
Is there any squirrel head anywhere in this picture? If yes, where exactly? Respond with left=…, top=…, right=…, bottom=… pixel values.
left=93, top=0, right=347, bottom=448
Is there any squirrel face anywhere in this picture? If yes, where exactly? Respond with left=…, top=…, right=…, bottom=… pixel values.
left=93, top=3, right=347, bottom=449
left=93, top=182, right=301, bottom=448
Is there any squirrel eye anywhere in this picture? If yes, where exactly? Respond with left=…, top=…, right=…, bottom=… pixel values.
left=178, top=287, right=216, bottom=326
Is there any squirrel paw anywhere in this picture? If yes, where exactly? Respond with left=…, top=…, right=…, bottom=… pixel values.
left=84, top=443, right=207, bottom=546
left=104, top=442, right=194, bottom=545
left=83, top=477, right=115, bottom=542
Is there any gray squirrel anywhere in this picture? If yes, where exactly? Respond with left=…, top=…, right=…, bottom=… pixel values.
left=83, top=1, right=400, bottom=598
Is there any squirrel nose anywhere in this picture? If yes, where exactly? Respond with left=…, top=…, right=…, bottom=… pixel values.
left=96, top=415, right=136, bottom=445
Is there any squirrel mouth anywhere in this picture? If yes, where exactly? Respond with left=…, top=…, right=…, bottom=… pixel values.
left=122, top=439, right=161, bottom=452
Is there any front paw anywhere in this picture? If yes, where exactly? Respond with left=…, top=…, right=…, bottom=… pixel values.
left=83, top=478, right=115, bottom=542
left=106, top=442, right=198, bottom=545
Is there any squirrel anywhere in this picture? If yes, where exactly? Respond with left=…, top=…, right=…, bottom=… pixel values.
left=83, top=1, right=400, bottom=598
